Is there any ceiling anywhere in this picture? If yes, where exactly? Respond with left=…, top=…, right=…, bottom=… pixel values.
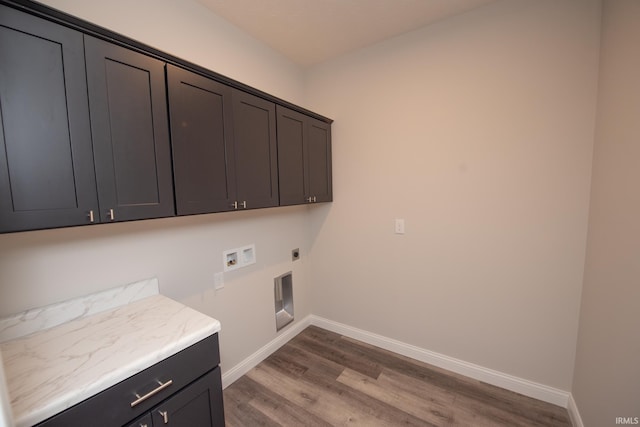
left=195, top=0, right=498, bottom=67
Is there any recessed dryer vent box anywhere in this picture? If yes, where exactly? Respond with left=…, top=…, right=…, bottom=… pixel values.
left=223, top=244, right=256, bottom=272
left=274, top=271, right=294, bottom=331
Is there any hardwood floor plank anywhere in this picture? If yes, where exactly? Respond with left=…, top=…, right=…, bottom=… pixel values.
left=451, top=389, right=571, bottom=427
left=248, top=363, right=389, bottom=426
left=280, top=339, right=349, bottom=379
left=300, top=363, right=439, bottom=427
left=230, top=374, right=332, bottom=427
left=337, top=368, right=454, bottom=425
left=255, top=358, right=437, bottom=427
left=223, top=326, right=572, bottom=427
left=290, top=327, right=383, bottom=379
left=223, top=379, right=281, bottom=427
left=320, top=327, right=570, bottom=425
left=375, top=366, right=456, bottom=406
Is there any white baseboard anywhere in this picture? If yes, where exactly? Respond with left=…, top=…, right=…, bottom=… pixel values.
left=220, top=313, right=571, bottom=410
left=221, top=315, right=312, bottom=388
left=309, top=315, right=570, bottom=408
left=567, top=394, right=584, bottom=427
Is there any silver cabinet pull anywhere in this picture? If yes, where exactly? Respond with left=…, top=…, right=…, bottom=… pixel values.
left=130, top=379, right=173, bottom=407
left=312, top=196, right=317, bottom=203
left=240, top=200, right=247, bottom=209
left=107, top=208, right=115, bottom=221
left=88, top=210, right=95, bottom=223
left=306, top=197, right=313, bottom=203
left=231, top=201, right=238, bottom=209
left=158, top=410, right=169, bottom=424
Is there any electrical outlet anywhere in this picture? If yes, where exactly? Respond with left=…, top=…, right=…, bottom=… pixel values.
left=395, top=218, right=405, bottom=234
left=214, top=272, right=224, bottom=290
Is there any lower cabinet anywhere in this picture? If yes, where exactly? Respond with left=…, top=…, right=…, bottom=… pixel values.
left=37, top=334, right=224, bottom=427
left=127, top=370, right=223, bottom=427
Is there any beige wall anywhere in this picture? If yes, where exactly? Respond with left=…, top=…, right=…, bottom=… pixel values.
left=572, top=1, right=640, bottom=424
left=36, top=0, right=305, bottom=105
left=3, top=0, right=633, bottom=418
left=0, top=0, right=312, bottom=375
left=305, top=0, right=601, bottom=391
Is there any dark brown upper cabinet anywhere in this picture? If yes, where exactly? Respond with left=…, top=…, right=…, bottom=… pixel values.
left=167, top=65, right=236, bottom=215
left=276, top=106, right=332, bottom=206
left=85, top=36, right=175, bottom=223
left=231, top=89, right=279, bottom=210
left=167, top=67, right=278, bottom=214
left=0, top=5, right=99, bottom=232
left=1, top=1, right=331, bottom=233
left=306, top=118, right=333, bottom=203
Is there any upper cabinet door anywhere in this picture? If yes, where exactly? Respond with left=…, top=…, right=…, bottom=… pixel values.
left=167, top=65, right=236, bottom=215
left=276, top=106, right=333, bottom=206
left=0, top=6, right=98, bottom=232
left=231, top=90, right=278, bottom=210
left=276, top=106, right=307, bottom=206
left=306, top=118, right=332, bottom=203
left=85, top=36, right=174, bottom=222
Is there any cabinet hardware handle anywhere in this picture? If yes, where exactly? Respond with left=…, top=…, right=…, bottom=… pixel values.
left=231, top=201, right=238, bottom=209
left=130, top=379, right=173, bottom=408
left=306, top=197, right=313, bottom=203
left=88, top=210, right=94, bottom=223
left=313, top=196, right=317, bottom=203
left=158, top=410, right=169, bottom=424
left=107, top=208, right=115, bottom=221
left=240, top=200, right=247, bottom=209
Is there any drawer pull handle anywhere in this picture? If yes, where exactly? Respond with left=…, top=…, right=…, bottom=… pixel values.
left=159, top=410, right=169, bottom=424
left=130, top=379, right=173, bottom=408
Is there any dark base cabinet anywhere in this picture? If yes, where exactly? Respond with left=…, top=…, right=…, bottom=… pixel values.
left=37, top=334, right=224, bottom=427
left=129, top=370, right=223, bottom=427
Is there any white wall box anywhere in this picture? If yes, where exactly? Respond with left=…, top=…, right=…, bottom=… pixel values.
left=222, top=244, right=256, bottom=272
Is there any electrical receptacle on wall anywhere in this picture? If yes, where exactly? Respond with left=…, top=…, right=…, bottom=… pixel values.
left=223, top=244, right=256, bottom=272
left=214, top=272, right=224, bottom=290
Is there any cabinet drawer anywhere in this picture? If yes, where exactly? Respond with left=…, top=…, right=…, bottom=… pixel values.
left=37, top=334, right=219, bottom=427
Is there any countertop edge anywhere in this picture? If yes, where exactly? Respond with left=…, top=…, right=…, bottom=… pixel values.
left=17, top=323, right=220, bottom=427
left=2, top=292, right=221, bottom=427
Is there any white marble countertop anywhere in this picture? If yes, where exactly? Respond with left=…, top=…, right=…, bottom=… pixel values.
left=0, top=280, right=221, bottom=427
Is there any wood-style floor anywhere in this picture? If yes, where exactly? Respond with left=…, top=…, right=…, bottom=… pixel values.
left=223, top=326, right=571, bottom=426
